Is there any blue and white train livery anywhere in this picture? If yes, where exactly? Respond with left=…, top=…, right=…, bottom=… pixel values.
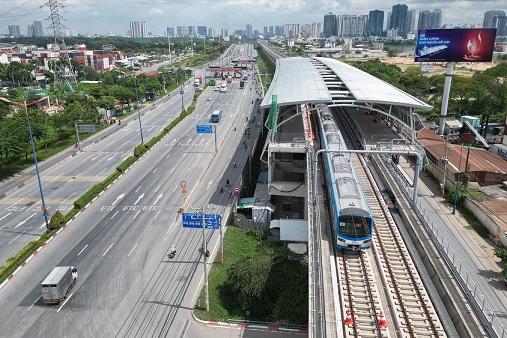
left=316, top=105, right=374, bottom=250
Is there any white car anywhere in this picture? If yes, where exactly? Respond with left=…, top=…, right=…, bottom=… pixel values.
left=214, top=87, right=219, bottom=91
left=206, top=97, right=212, bottom=101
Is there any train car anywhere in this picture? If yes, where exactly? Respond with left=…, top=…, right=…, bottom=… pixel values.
left=316, top=105, right=374, bottom=250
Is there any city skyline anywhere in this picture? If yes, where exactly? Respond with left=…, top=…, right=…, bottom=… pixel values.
left=0, top=0, right=505, bottom=36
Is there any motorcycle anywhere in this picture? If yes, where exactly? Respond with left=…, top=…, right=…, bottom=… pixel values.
left=168, top=247, right=176, bottom=259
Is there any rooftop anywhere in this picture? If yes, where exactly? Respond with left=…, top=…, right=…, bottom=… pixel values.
left=260, top=56, right=432, bottom=110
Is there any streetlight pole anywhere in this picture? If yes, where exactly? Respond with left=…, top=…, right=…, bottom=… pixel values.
left=23, top=101, right=50, bottom=230
left=452, top=146, right=464, bottom=215
left=442, top=137, right=449, bottom=195
left=201, top=206, right=210, bottom=311
left=134, top=75, right=144, bottom=144
left=180, top=85, right=184, bottom=112
left=0, top=96, right=50, bottom=230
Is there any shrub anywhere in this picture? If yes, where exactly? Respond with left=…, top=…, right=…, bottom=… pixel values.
left=116, top=156, right=136, bottom=173
left=134, top=143, right=147, bottom=158
left=49, top=210, right=64, bottom=230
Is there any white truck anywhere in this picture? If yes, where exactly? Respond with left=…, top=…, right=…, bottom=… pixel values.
left=41, top=266, right=78, bottom=304
left=220, top=82, right=227, bottom=92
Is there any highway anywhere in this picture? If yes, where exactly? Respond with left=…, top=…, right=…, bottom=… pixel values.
left=0, top=44, right=261, bottom=337
left=0, top=45, right=251, bottom=266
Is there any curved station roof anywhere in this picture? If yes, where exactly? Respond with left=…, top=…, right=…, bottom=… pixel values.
left=260, top=57, right=432, bottom=111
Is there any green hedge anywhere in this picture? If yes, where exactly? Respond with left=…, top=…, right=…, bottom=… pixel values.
left=0, top=83, right=202, bottom=285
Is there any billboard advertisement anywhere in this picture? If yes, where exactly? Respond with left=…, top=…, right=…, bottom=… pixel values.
left=415, top=28, right=496, bottom=62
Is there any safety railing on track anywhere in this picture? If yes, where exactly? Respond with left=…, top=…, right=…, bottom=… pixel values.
left=381, top=155, right=505, bottom=338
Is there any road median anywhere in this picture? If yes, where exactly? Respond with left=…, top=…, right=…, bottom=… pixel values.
left=0, top=86, right=206, bottom=287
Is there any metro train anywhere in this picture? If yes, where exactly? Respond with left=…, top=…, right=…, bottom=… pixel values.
left=316, top=105, right=374, bottom=250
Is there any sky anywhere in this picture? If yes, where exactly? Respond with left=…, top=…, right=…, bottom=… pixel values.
left=0, top=0, right=504, bottom=36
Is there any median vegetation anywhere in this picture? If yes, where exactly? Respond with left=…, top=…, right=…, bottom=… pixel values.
left=0, top=81, right=203, bottom=285
left=255, top=47, right=275, bottom=93
left=195, top=227, right=308, bottom=325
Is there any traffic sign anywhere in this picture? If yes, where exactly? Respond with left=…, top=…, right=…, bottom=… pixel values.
left=182, top=212, right=221, bottom=229
left=196, top=124, right=213, bottom=134
left=77, top=124, right=96, bottom=133
left=233, top=186, right=241, bottom=198
left=180, top=181, right=187, bottom=193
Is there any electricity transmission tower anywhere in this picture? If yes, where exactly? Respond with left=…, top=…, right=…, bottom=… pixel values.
left=43, top=0, right=77, bottom=92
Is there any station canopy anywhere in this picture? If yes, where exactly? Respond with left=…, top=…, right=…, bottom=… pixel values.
left=260, top=57, right=432, bottom=110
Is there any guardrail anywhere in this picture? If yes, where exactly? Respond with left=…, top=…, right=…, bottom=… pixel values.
left=383, top=154, right=505, bottom=338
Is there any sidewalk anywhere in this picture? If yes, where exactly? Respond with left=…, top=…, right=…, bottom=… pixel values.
left=399, top=156, right=504, bottom=276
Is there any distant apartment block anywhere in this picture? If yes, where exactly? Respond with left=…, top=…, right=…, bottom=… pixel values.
left=8, top=25, right=20, bottom=37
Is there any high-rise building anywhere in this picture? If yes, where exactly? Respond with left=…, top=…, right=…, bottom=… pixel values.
left=311, top=22, right=322, bottom=38
left=8, top=25, right=20, bottom=37
left=418, top=9, right=442, bottom=30
left=338, top=15, right=368, bottom=38
left=130, top=21, right=148, bottom=38
left=246, top=24, right=253, bottom=38
left=323, top=12, right=337, bottom=37
left=177, top=26, right=189, bottom=37
left=389, top=4, right=408, bottom=37
left=263, top=26, right=268, bottom=37
left=27, top=24, right=34, bottom=37
left=188, top=26, right=196, bottom=37
left=197, top=26, right=207, bottom=37
left=269, top=26, right=274, bottom=36
left=275, top=25, right=284, bottom=36
left=405, top=10, right=417, bottom=34
left=368, top=10, right=384, bottom=36
left=483, top=10, right=506, bottom=35
left=284, top=24, right=300, bottom=39
left=33, top=21, right=43, bottom=37
left=166, top=27, right=175, bottom=37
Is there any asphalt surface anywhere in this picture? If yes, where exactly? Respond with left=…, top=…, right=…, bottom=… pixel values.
left=0, top=44, right=251, bottom=266
left=0, top=44, right=266, bottom=338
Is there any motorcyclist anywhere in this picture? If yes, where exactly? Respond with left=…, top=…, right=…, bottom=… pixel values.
left=169, top=246, right=176, bottom=258
left=226, top=179, right=230, bottom=187
left=233, top=161, right=237, bottom=168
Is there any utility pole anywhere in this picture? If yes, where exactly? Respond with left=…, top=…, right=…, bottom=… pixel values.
left=180, top=85, right=184, bottom=112
left=442, top=137, right=449, bottom=195
left=438, top=62, right=455, bottom=135
left=452, top=145, right=464, bottom=215
left=201, top=206, right=210, bottom=311
left=167, top=35, right=172, bottom=64
left=74, top=123, right=81, bottom=151
left=44, top=0, right=77, bottom=91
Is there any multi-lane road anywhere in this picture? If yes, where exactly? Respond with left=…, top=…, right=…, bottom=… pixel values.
left=0, top=44, right=263, bottom=337
left=0, top=44, right=250, bottom=265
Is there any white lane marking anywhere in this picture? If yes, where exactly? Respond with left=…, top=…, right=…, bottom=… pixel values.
left=0, top=212, right=12, bottom=222
left=127, top=243, right=138, bottom=257
left=57, top=292, right=74, bottom=313
left=107, top=154, right=117, bottom=161
left=152, top=168, right=158, bottom=174
left=90, top=154, right=101, bottom=161
left=172, top=185, right=178, bottom=193
left=77, top=244, right=88, bottom=256
left=133, top=210, right=141, bottom=219
left=112, top=193, right=125, bottom=206
left=169, top=167, right=175, bottom=174
left=135, top=186, right=142, bottom=193
left=8, top=234, right=22, bottom=245
left=155, top=210, right=161, bottom=218
left=155, top=185, right=161, bottom=193
left=14, top=212, right=36, bottom=229
left=182, top=153, right=187, bottom=158
left=40, top=222, right=47, bottom=229
left=111, top=211, right=119, bottom=219
left=6, top=197, right=24, bottom=209
left=186, top=138, right=192, bottom=145
left=60, top=192, right=77, bottom=204
left=153, top=193, right=163, bottom=205
left=199, top=138, right=205, bottom=145
left=172, top=138, right=177, bottom=144
left=206, top=180, right=213, bottom=190
left=26, top=295, right=42, bottom=311
left=102, top=243, right=114, bottom=257
left=133, top=193, right=144, bottom=206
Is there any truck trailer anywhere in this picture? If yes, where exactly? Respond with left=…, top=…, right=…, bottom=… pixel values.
left=41, top=266, right=78, bottom=304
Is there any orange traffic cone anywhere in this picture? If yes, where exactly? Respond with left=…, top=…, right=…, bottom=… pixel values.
left=378, top=311, right=388, bottom=329
left=344, top=310, right=354, bottom=326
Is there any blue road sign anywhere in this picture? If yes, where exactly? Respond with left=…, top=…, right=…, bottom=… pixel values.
left=196, top=124, right=213, bottom=134
left=182, top=212, right=221, bottom=229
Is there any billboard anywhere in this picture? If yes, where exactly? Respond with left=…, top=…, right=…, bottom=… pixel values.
left=415, top=28, right=496, bottom=62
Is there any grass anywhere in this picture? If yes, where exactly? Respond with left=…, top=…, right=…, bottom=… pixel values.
left=194, top=227, right=260, bottom=321
left=465, top=188, right=488, bottom=202
left=0, top=125, right=107, bottom=182
left=173, top=51, right=220, bottom=68
left=255, top=47, right=275, bottom=93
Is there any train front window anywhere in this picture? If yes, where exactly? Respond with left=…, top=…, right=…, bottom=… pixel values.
left=338, top=216, right=371, bottom=238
